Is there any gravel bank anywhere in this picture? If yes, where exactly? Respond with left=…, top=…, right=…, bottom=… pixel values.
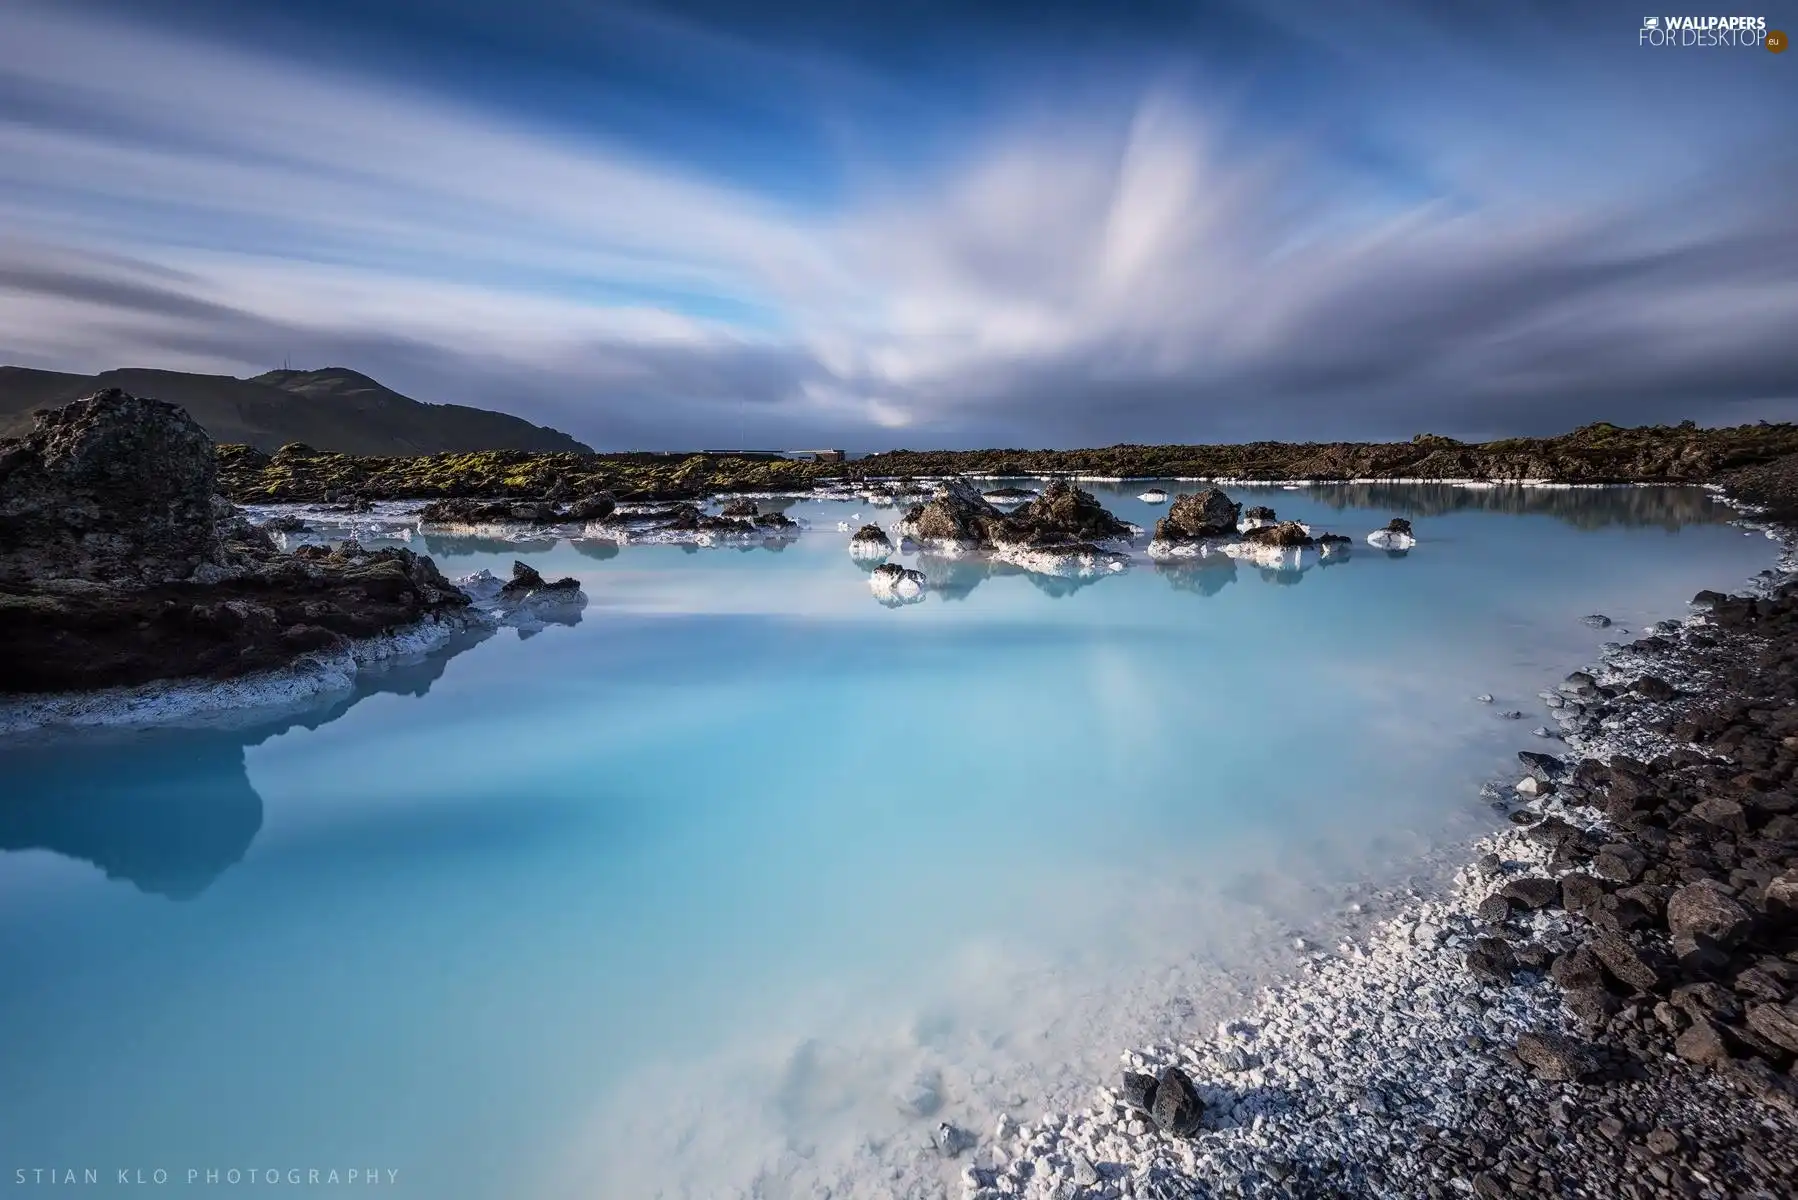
left=966, top=533, right=1798, bottom=1199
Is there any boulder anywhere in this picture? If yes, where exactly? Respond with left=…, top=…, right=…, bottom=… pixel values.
left=1148, top=1066, right=1205, bottom=1136
left=1590, top=932, right=1668, bottom=994
left=1154, top=489, right=1241, bottom=542
left=717, top=498, right=759, bottom=518
left=1366, top=518, right=1417, bottom=550
left=1674, top=1018, right=1731, bottom=1067
left=1004, top=480, right=1135, bottom=545
left=1238, top=520, right=1314, bottom=548
left=499, top=559, right=581, bottom=597
left=1120, top=1070, right=1159, bottom=1114
left=0, top=388, right=222, bottom=585
left=1744, top=1004, right=1798, bottom=1054
left=0, top=392, right=475, bottom=693
left=848, top=524, right=895, bottom=562
left=1500, top=877, right=1561, bottom=909
left=1667, top=882, right=1754, bottom=950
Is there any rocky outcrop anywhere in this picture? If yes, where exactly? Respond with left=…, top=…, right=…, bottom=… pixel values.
left=848, top=523, right=894, bottom=563
left=899, top=479, right=1134, bottom=554
left=869, top=563, right=927, bottom=605
left=1240, top=520, right=1315, bottom=548
left=1367, top=517, right=1418, bottom=550
left=0, top=389, right=223, bottom=585
left=0, top=391, right=471, bottom=694
left=1153, top=489, right=1241, bottom=543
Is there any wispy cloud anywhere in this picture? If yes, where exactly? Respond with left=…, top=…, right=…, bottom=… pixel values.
left=1, top=0, right=1794, bottom=447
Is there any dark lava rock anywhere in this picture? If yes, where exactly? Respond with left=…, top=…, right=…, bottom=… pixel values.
left=1242, top=505, right=1276, bottom=522
left=1593, top=843, right=1647, bottom=883
left=849, top=524, right=894, bottom=550
left=717, top=498, right=759, bottom=518
left=1500, top=877, right=1561, bottom=910
left=1120, top=1071, right=1159, bottom=1114
left=1382, top=517, right=1413, bottom=536
left=1148, top=1066, right=1205, bottom=1136
left=1477, top=894, right=1513, bottom=923
left=1581, top=614, right=1613, bottom=628
left=1518, top=750, right=1565, bottom=780
left=1675, top=1018, right=1731, bottom=1066
left=499, top=560, right=580, bottom=597
left=1589, top=932, right=1668, bottom=994
left=1633, top=675, right=1678, bottom=701
left=260, top=514, right=310, bottom=533
left=904, top=478, right=1132, bottom=549
left=1514, top=1031, right=1596, bottom=1082
left=0, top=388, right=223, bottom=585
left=1561, top=874, right=1609, bottom=915
left=1239, top=520, right=1314, bottom=547
left=0, top=391, right=471, bottom=693
left=1744, top=1004, right=1798, bottom=1054
left=1666, top=882, right=1754, bottom=950
left=1154, top=489, right=1241, bottom=541
left=1550, top=945, right=1605, bottom=991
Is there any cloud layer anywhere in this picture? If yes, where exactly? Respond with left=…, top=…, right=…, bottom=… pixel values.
left=1, top=1, right=1795, bottom=448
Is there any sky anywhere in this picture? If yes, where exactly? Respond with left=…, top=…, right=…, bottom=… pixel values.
left=0, top=0, right=1794, bottom=450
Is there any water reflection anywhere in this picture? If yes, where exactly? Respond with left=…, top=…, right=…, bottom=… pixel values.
left=421, top=533, right=559, bottom=558
left=913, top=554, right=1116, bottom=602
left=0, top=630, right=491, bottom=900
left=1155, top=557, right=1239, bottom=597
left=1285, top=482, right=1733, bottom=529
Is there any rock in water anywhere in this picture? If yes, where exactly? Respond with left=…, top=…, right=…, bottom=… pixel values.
left=0, top=388, right=222, bottom=585
left=1366, top=517, right=1417, bottom=550
left=1148, top=1065, right=1205, bottom=1135
left=1581, top=613, right=1613, bottom=628
left=848, top=523, right=895, bottom=563
left=869, top=563, right=927, bottom=604
left=1154, top=489, right=1241, bottom=542
left=0, top=390, right=473, bottom=693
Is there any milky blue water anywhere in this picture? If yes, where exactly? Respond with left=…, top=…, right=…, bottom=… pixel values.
left=0, top=484, right=1777, bottom=1199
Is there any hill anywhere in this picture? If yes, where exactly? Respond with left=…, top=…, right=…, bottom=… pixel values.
left=0, top=365, right=592, bottom=455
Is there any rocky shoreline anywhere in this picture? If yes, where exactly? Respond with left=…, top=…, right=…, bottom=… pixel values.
left=960, top=529, right=1798, bottom=1199
left=213, top=422, right=1798, bottom=506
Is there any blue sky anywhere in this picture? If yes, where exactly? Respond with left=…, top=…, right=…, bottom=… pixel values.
left=0, top=0, right=1794, bottom=449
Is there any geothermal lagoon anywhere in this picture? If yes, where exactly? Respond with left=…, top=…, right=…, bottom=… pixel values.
left=0, top=482, right=1779, bottom=1199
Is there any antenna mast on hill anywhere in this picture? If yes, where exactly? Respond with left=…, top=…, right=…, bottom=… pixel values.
left=282, top=354, right=290, bottom=371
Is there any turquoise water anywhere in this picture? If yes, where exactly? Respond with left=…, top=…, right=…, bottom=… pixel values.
left=0, top=484, right=1776, bottom=1199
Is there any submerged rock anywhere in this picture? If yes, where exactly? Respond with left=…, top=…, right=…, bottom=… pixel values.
left=1138, top=488, right=1169, bottom=503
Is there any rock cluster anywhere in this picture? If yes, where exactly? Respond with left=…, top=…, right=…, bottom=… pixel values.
left=0, top=391, right=469, bottom=694
left=899, top=479, right=1134, bottom=553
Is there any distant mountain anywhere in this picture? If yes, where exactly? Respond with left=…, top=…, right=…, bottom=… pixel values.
left=0, top=365, right=593, bottom=455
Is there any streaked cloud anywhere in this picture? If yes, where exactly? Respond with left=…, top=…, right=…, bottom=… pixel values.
left=1, top=0, right=1794, bottom=447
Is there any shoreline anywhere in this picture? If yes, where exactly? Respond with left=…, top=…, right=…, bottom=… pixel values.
left=968, top=514, right=1798, bottom=1199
